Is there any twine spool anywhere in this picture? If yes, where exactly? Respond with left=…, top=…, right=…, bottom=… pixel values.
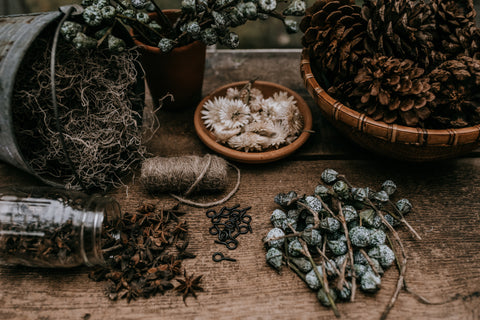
left=140, top=154, right=240, bottom=207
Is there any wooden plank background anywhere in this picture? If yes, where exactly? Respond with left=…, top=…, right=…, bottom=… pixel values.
left=0, top=49, right=479, bottom=320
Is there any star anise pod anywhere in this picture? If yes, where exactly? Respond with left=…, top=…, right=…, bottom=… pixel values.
left=175, top=270, right=204, bottom=305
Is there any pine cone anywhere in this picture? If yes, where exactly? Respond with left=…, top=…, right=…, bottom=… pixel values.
left=335, top=56, right=435, bottom=127
left=361, top=0, right=436, bottom=69
left=428, top=56, right=480, bottom=128
left=431, top=0, right=478, bottom=60
left=301, top=0, right=367, bottom=79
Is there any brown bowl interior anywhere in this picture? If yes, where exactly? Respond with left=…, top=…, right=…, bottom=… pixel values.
left=194, top=81, right=313, bottom=164
left=300, top=49, right=480, bottom=161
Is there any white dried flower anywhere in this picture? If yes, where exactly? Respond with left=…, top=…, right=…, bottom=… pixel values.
left=216, top=99, right=251, bottom=129
left=244, top=119, right=277, bottom=138
left=260, top=98, right=282, bottom=120
left=202, top=87, right=303, bottom=152
left=225, top=87, right=241, bottom=100
left=248, top=94, right=266, bottom=113
left=248, top=88, right=264, bottom=100
left=279, top=103, right=303, bottom=135
left=201, top=96, right=227, bottom=129
left=266, top=121, right=290, bottom=148
left=211, top=124, right=241, bottom=143
left=227, top=132, right=270, bottom=151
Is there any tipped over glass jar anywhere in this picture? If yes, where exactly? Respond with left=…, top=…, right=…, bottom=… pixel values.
left=0, top=187, right=121, bottom=268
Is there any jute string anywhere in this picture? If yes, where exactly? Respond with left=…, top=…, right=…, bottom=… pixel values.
left=140, top=154, right=241, bottom=208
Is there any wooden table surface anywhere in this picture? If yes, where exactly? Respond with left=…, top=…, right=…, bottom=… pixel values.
left=1, top=49, right=479, bottom=320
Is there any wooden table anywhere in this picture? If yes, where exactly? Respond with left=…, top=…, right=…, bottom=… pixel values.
left=1, top=49, right=479, bottom=320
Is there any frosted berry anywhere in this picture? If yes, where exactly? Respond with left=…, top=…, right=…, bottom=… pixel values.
left=333, top=180, right=349, bottom=199
left=352, top=187, right=368, bottom=202
left=321, top=168, right=338, bottom=184
left=60, top=21, right=83, bottom=41
left=107, top=35, right=126, bottom=52
left=72, top=32, right=97, bottom=49
left=274, top=191, right=297, bottom=207
left=158, top=38, right=175, bottom=52
left=396, top=198, right=412, bottom=215
left=265, top=228, right=285, bottom=248
left=382, top=180, right=397, bottom=196
left=136, top=12, right=151, bottom=24
left=302, top=228, right=322, bottom=247
left=270, top=209, right=287, bottom=229
left=283, top=0, right=306, bottom=16
left=369, top=229, right=386, bottom=246
left=291, top=257, right=312, bottom=273
left=304, top=195, right=322, bottom=212
left=314, top=184, right=330, bottom=200
left=327, top=239, right=347, bottom=256
left=342, top=205, right=358, bottom=222
left=374, top=190, right=389, bottom=202
left=266, top=247, right=283, bottom=271
left=360, top=271, right=381, bottom=293
left=101, top=6, right=116, bottom=22
left=305, top=266, right=324, bottom=290
left=337, top=283, right=352, bottom=300
left=83, top=6, right=103, bottom=26
left=258, top=0, right=277, bottom=12
left=317, top=288, right=337, bottom=306
left=320, top=217, right=341, bottom=232
left=131, top=0, right=149, bottom=9
left=368, top=245, right=395, bottom=268
left=288, top=239, right=303, bottom=257
left=200, top=28, right=218, bottom=46
left=349, top=226, right=371, bottom=248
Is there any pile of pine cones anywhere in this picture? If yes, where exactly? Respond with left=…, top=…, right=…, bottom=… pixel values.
left=301, top=0, right=480, bottom=129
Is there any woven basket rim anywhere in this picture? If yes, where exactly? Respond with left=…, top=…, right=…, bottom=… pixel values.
left=300, top=49, right=480, bottom=146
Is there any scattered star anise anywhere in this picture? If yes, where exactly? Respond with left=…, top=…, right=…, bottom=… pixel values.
left=175, top=270, right=204, bottom=305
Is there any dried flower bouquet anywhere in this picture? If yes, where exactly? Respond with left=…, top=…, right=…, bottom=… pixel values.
left=201, top=83, right=304, bottom=152
left=61, top=0, right=306, bottom=52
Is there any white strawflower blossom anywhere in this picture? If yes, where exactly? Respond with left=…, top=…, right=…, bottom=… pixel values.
left=244, top=119, right=277, bottom=138
left=225, top=87, right=241, bottom=100
left=280, top=103, right=303, bottom=135
left=267, top=121, right=290, bottom=148
left=227, top=132, right=270, bottom=152
left=201, top=87, right=303, bottom=151
left=226, top=87, right=263, bottom=102
left=211, top=124, right=241, bottom=143
left=217, top=99, right=251, bottom=129
left=248, top=88, right=264, bottom=100
left=201, top=96, right=227, bottom=129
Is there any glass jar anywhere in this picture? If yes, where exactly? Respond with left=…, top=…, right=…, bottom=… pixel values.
left=0, top=187, right=121, bottom=268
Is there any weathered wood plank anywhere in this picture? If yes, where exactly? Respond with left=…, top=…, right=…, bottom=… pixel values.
left=0, top=158, right=479, bottom=319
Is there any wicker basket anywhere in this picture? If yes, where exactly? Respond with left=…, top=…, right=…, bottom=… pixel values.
left=300, top=49, right=480, bottom=162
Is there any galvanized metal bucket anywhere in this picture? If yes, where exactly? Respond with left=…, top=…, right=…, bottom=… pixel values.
left=0, top=11, right=63, bottom=187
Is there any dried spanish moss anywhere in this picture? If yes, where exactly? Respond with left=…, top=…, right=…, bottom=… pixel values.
left=11, top=32, right=145, bottom=191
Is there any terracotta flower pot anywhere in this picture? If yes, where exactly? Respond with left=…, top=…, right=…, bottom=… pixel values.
left=132, top=10, right=206, bottom=110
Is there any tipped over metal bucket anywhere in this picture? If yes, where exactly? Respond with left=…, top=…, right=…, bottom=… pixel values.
left=0, top=11, right=63, bottom=187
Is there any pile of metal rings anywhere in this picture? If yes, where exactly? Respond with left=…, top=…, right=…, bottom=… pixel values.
left=206, top=204, right=253, bottom=251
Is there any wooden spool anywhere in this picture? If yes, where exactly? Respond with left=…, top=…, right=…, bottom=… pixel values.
left=300, top=49, right=480, bottom=162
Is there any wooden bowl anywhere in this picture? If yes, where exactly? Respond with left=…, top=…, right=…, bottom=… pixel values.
left=194, top=80, right=312, bottom=164
left=300, top=49, right=480, bottom=162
